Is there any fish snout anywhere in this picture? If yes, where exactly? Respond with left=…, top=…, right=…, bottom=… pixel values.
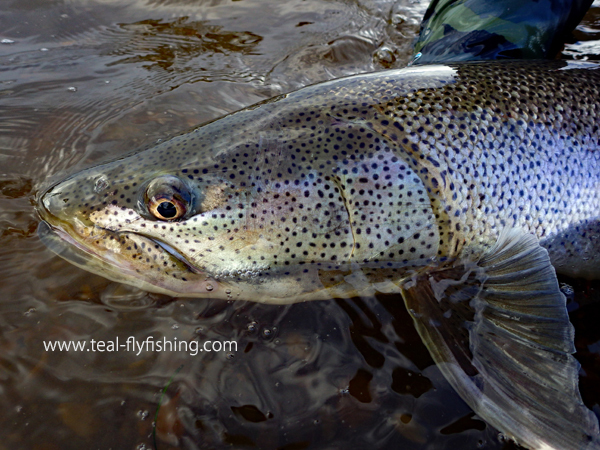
left=39, top=184, right=68, bottom=222
left=38, top=172, right=111, bottom=227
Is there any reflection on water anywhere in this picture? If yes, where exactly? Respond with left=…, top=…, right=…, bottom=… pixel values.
left=0, top=0, right=599, bottom=449
left=111, top=18, right=264, bottom=68
left=564, top=0, right=600, bottom=59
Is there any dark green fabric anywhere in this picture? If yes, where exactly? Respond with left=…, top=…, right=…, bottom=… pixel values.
left=413, top=0, right=593, bottom=64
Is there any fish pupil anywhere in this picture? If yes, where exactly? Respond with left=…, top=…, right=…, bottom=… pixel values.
left=157, top=201, right=177, bottom=219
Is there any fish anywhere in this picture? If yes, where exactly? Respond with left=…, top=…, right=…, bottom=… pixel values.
left=37, top=60, right=600, bottom=449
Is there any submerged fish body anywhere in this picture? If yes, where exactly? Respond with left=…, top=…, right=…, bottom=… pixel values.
left=38, top=60, right=600, bottom=449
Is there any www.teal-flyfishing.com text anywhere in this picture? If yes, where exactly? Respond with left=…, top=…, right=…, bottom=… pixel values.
left=43, top=336, right=237, bottom=356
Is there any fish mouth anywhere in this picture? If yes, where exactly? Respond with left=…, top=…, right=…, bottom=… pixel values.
left=37, top=220, right=156, bottom=288
left=37, top=215, right=212, bottom=297
left=38, top=220, right=101, bottom=266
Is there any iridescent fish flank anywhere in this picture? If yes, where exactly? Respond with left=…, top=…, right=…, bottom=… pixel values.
left=38, top=60, right=600, bottom=450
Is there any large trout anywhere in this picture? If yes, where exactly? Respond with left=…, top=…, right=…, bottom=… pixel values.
left=37, top=60, right=600, bottom=449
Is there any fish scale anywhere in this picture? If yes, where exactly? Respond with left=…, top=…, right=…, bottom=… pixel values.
left=38, top=60, right=600, bottom=449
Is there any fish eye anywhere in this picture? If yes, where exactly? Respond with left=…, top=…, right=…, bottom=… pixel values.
left=149, top=196, right=186, bottom=220
left=144, top=175, right=192, bottom=221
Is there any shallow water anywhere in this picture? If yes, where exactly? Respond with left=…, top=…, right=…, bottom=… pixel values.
left=1, top=0, right=600, bottom=449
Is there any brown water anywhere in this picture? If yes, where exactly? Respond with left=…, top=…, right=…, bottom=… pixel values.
left=1, top=0, right=600, bottom=449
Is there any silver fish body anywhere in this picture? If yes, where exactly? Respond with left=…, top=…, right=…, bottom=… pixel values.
left=37, top=60, right=600, bottom=450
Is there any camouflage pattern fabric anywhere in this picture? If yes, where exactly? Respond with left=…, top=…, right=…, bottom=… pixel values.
left=413, top=0, right=593, bottom=64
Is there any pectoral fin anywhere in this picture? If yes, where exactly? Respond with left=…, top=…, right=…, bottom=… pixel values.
left=401, top=229, right=600, bottom=450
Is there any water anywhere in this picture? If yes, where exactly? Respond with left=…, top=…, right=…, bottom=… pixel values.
left=0, top=0, right=599, bottom=449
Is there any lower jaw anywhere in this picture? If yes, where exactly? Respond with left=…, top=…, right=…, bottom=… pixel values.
left=37, top=220, right=224, bottom=298
left=37, top=220, right=154, bottom=287
left=38, top=220, right=110, bottom=272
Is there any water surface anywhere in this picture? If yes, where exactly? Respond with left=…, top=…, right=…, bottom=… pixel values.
left=1, top=0, right=600, bottom=449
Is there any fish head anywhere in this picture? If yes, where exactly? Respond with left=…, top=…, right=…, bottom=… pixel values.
left=38, top=146, right=223, bottom=298
left=37, top=105, right=359, bottom=302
